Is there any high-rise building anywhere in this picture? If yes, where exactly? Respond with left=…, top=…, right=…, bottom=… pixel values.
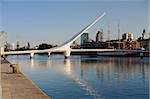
left=80, top=32, right=89, bottom=45
left=96, top=31, right=103, bottom=42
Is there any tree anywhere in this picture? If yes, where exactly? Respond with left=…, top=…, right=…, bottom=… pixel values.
left=4, top=42, right=12, bottom=51
left=27, top=42, right=30, bottom=50
left=16, top=41, right=19, bottom=50
left=38, top=43, right=53, bottom=50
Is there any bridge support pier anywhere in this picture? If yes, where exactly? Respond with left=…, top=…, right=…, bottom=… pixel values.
left=64, top=50, right=71, bottom=59
left=30, top=53, right=34, bottom=59
left=48, top=52, right=51, bottom=57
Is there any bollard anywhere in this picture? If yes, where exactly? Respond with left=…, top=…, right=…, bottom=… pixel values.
left=10, top=64, right=20, bottom=73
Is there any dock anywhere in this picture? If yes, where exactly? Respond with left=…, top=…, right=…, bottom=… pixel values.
left=0, top=58, right=50, bottom=99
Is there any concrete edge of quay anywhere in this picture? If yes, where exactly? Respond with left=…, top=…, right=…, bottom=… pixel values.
left=0, top=57, right=2, bottom=99
left=1, top=58, right=50, bottom=99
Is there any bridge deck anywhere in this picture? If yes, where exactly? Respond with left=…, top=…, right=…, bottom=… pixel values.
left=3, top=49, right=150, bottom=55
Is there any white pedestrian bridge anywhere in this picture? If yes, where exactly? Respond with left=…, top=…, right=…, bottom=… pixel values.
left=1, top=12, right=149, bottom=59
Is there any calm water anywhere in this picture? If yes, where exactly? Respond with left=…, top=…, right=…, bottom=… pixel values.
left=8, top=55, right=149, bottom=99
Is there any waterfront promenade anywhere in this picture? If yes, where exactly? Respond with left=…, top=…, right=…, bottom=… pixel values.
left=0, top=58, right=50, bottom=99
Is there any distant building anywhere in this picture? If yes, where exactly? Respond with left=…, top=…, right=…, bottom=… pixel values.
left=80, top=41, right=108, bottom=49
left=80, top=32, right=89, bottom=45
left=121, top=32, right=134, bottom=49
left=70, top=41, right=80, bottom=49
left=11, top=43, right=15, bottom=50
left=4, top=42, right=16, bottom=51
left=38, top=43, right=53, bottom=50
left=122, top=33, right=128, bottom=40
left=107, top=40, right=124, bottom=49
left=122, top=32, right=133, bottom=41
left=137, top=29, right=150, bottom=50
left=106, top=31, right=140, bottom=49
left=131, top=41, right=141, bottom=49
left=140, top=38, right=150, bottom=50
left=96, top=31, right=103, bottom=42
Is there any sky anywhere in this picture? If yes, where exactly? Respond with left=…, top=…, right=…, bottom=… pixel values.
left=0, top=0, right=149, bottom=47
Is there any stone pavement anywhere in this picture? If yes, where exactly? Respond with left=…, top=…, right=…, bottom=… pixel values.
left=1, top=59, right=50, bottom=99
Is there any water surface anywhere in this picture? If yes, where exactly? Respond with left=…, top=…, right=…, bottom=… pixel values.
left=8, top=55, right=149, bottom=99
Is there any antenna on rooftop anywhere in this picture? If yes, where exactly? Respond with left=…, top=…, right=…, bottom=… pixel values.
left=118, top=20, right=121, bottom=40
left=108, top=23, right=111, bottom=41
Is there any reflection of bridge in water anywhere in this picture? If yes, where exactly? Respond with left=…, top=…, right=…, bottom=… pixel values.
left=10, top=54, right=149, bottom=98
left=27, top=58, right=103, bottom=99
left=1, top=12, right=149, bottom=59
left=26, top=57, right=149, bottom=99
left=64, top=59, right=103, bottom=99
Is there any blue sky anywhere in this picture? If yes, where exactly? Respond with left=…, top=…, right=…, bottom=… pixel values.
left=1, top=0, right=149, bottom=47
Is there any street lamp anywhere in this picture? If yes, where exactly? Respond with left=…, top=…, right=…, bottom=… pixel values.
left=0, top=30, right=6, bottom=57
left=0, top=30, right=6, bottom=99
left=0, top=30, right=6, bottom=47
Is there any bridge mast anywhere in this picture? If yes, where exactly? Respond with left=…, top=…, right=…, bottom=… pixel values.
left=3, top=13, right=106, bottom=59
left=52, top=12, right=106, bottom=58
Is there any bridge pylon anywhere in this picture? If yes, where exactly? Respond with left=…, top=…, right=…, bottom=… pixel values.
left=51, top=12, right=106, bottom=58
left=64, top=48, right=71, bottom=59
left=48, top=52, right=51, bottom=57
left=30, top=52, right=34, bottom=59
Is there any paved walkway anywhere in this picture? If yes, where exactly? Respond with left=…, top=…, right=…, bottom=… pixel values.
left=1, top=59, right=50, bottom=99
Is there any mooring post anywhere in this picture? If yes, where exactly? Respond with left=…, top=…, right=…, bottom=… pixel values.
left=10, top=64, right=20, bottom=73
